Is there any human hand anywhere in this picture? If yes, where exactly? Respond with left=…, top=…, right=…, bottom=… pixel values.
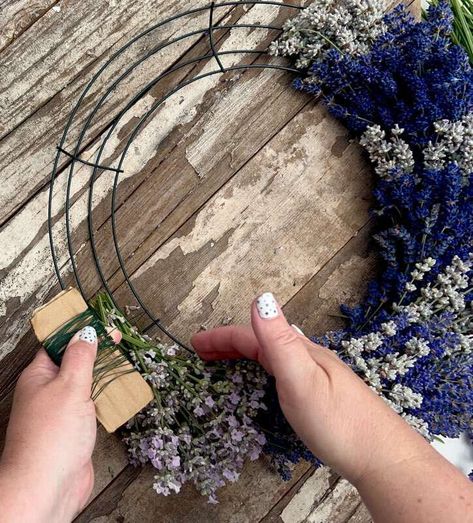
left=193, top=292, right=473, bottom=522
left=0, top=326, right=117, bottom=523
left=191, top=292, right=437, bottom=484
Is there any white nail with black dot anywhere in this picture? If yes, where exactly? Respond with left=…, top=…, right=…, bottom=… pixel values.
left=256, top=292, right=279, bottom=319
left=78, top=326, right=97, bottom=344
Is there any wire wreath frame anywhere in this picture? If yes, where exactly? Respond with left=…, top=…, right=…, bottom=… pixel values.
left=48, top=1, right=305, bottom=352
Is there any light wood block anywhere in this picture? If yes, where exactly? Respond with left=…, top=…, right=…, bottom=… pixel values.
left=31, top=288, right=153, bottom=433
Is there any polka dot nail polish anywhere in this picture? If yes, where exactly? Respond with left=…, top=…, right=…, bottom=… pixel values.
left=78, top=326, right=97, bottom=344
left=256, top=292, right=279, bottom=319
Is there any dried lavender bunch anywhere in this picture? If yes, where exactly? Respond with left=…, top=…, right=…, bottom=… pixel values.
left=360, top=124, right=415, bottom=180
left=330, top=255, right=473, bottom=438
left=424, top=112, right=473, bottom=181
left=93, top=295, right=268, bottom=503
left=269, top=0, right=386, bottom=69
left=264, top=1, right=473, bottom=476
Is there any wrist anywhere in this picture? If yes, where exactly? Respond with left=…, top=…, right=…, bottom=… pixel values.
left=0, top=463, right=50, bottom=522
left=343, top=391, right=435, bottom=486
left=0, top=461, right=76, bottom=523
left=350, top=414, right=435, bottom=489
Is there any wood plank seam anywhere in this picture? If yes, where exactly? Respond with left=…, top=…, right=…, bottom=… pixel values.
left=0, top=2, right=243, bottom=230
left=283, top=220, right=374, bottom=319
left=0, top=0, right=62, bottom=54
left=344, top=500, right=365, bottom=522
left=258, top=465, right=315, bottom=522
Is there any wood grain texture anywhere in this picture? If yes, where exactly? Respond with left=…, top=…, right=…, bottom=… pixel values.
left=280, top=477, right=362, bottom=523
left=0, top=0, right=239, bottom=222
left=0, top=0, right=60, bottom=52
left=114, top=102, right=371, bottom=342
left=76, top=460, right=313, bottom=523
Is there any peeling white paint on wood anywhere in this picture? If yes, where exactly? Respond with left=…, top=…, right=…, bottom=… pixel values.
left=281, top=469, right=332, bottom=523
left=0, top=0, right=237, bottom=222
left=0, top=2, right=305, bottom=359
left=307, top=479, right=360, bottom=523
left=133, top=106, right=370, bottom=338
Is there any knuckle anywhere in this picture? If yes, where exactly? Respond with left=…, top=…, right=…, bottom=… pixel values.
left=272, top=327, right=299, bottom=347
left=67, top=342, right=96, bottom=361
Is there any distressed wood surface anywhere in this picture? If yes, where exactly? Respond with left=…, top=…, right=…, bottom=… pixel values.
left=0, top=0, right=60, bottom=52
left=0, top=0, right=417, bottom=521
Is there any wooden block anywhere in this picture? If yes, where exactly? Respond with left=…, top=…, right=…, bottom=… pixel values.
left=94, top=355, right=154, bottom=433
left=31, top=288, right=154, bottom=433
left=31, top=288, right=88, bottom=342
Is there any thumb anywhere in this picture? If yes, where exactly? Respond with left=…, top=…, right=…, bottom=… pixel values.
left=251, top=292, right=314, bottom=380
left=59, top=326, right=98, bottom=396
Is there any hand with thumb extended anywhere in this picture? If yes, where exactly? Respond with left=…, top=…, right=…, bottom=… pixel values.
left=0, top=326, right=120, bottom=523
left=192, top=293, right=473, bottom=523
left=192, top=292, right=411, bottom=483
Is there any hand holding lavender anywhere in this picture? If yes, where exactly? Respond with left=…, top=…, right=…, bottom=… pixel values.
left=193, top=292, right=473, bottom=523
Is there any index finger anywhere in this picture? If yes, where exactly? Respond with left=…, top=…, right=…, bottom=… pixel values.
left=191, top=325, right=261, bottom=362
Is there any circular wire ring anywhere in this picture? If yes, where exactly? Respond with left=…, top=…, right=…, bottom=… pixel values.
left=49, top=1, right=303, bottom=350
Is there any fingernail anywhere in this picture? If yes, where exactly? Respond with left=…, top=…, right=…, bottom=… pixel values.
left=106, top=325, right=122, bottom=344
left=291, top=324, right=305, bottom=336
left=78, top=326, right=97, bottom=344
left=256, top=292, right=279, bottom=319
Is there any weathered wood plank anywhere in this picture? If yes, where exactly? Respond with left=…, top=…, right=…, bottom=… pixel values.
left=347, top=503, right=372, bottom=523
left=0, top=0, right=240, bottom=222
left=0, top=0, right=59, bottom=53
left=76, top=459, right=312, bottom=523
left=0, top=0, right=232, bottom=139
left=258, top=466, right=320, bottom=523
left=114, top=103, right=371, bottom=342
left=281, top=476, right=361, bottom=523
left=261, top=468, right=337, bottom=523
left=92, top=427, right=129, bottom=501
left=74, top=465, right=141, bottom=523
left=0, top=2, right=307, bottom=373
